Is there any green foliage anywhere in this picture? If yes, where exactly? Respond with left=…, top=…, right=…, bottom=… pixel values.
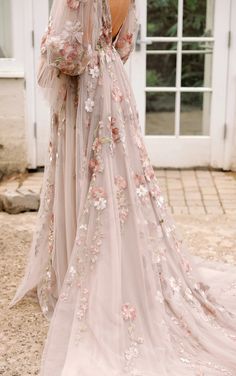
left=147, top=0, right=207, bottom=37
left=146, top=0, right=211, bottom=107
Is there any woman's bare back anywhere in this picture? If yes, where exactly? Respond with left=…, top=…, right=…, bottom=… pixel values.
left=109, top=0, right=131, bottom=38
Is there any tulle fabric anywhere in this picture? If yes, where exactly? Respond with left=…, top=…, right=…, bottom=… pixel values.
left=11, top=0, right=236, bottom=375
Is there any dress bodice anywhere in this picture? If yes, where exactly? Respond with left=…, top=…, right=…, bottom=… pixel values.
left=109, top=0, right=131, bottom=38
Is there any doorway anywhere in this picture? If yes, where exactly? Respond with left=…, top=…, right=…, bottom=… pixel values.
left=130, top=0, right=232, bottom=168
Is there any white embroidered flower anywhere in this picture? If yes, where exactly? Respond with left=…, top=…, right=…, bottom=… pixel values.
left=169, top=277, right=181, bottom=294
left=152, top=251, right=161, bottom=264
left=89, top=66, right=100, bottom=78
left=124, top=345, right=139, bottom=360
left=136, top=185, right=148, bottom=198
left=79, top=224, right=87, bottom=231
left=105, top=52, right=112, bottom=63
left=69, top=266, right=77, bottom=277
left=85, top=98, right=95, bottom=112
left=185, top=288, right=194, bottom=302
left=94, top=197, right=107, bottom=210
left=155, top=291, right=164, bottom=304
left=156, top=195, right=165, bottom=208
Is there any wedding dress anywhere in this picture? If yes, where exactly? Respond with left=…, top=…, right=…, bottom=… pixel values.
left=11, top=0, right=236, bottom=375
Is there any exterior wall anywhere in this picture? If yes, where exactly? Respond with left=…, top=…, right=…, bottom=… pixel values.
left=231, top=135, right=236, bottom=171
left=0, top=78, right=27, bottom=176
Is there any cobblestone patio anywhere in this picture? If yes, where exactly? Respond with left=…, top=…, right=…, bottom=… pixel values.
left=0, top=169, right=236, bottom=375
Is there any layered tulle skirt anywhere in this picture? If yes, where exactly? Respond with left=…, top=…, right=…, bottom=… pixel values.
left=12, top=45, right=236, bottom=376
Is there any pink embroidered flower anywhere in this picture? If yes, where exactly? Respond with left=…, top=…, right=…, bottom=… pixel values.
left=92, top=137, right=102, bottom=153
left=119, top=207, right=129, bottom=223
left=112, top=86, right=123, bottom=102
left=111, top=127, right=120, bottom=143
left=149, top=184, right=161, bottom=199
left=108, top=117, right=121, bottom=143
left=181, top=257, right=191, bottom=273
left=144, top=165, right=155, bottom=182
left=67, top=0, right=80, bottom=9
left=90, top=186, right=107, bottom=211
left=89, top=158, right=100, bottom=173
left=116, top=33, right=133, bottom=49
left=115, top=175, right=127, bottom=190
left=134, top=173, right=146, bottom=187
left=122, top=303, right=136, bottom=321
left=91, top=186, right=106, bottom=199
left=116, top=33, right=134, bottom=61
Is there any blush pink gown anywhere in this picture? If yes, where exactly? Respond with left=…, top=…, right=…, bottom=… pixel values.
left=11, top=0, right=236, bottom=375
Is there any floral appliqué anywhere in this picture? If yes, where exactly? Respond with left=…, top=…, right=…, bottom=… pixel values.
left=115, top=33, right=134, bottom=63
left=121, top=303, right=144, bottom=375
left=134, top=173, right=149, bottom=204
left=115, top=175, right=129, bottom=228
left=90, top=186, right=107, bottom=211
left=108, top=116, right=121, bottom=143
left=67, top=0, right=86, bottom=9
left=112, top=85, right=123, bottom=102
left=43, top=20, right=92, bottom=75
left=85, top=97, right=95, bottom=112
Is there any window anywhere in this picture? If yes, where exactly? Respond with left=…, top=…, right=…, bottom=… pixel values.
left=146, top=0, right=215, bottom=136
left=0, top=0, right=13, bottom=58
left=0, top=0, right=24, bottom=77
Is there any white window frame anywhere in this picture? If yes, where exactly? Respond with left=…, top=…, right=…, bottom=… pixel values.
left=223, top=0, right=236, bottom=170
left=131, top=0, right=232, bottom=169
left=0, top=0, right=24, bottom=78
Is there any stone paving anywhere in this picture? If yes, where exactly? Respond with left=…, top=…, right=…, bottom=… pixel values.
left=156, top=169, right=236, bottom=215
left=1, top=169, right=236, bottom=215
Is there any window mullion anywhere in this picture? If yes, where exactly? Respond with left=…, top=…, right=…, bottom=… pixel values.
left=175, top=0, right=183, bottom=137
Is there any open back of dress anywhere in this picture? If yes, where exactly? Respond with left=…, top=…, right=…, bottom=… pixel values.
left=109, top=0, right=131, bottom=38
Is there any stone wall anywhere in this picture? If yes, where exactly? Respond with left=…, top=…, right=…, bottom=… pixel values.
left=0, top=78, right=27, bottom=177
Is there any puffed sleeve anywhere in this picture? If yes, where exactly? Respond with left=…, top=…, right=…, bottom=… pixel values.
left=113, top=0, right=138, bottom=64
left=39, top=0, right=95, bottom=76
left=37, top=0, right=103, bottom=110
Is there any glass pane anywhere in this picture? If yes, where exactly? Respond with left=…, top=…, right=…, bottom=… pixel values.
left=146, top=92, right=175, bottom=135
left=183, top=0, right=215, bottom=37
left=147, top=54, right=176, bottom=87
left=147, top=0, right=178, bottom=37
left=180, top=92, right=211, bottom=135
left=0, top=0, right=12, bottom=58
left=181, top=42, right=213, bottom=87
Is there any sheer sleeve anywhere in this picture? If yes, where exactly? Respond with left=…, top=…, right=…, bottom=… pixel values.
left=37, top=0, right=102, bottom=110
left=40, top=0, right=95, bottom=76
left=113, top=0, right=138, bottom=64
